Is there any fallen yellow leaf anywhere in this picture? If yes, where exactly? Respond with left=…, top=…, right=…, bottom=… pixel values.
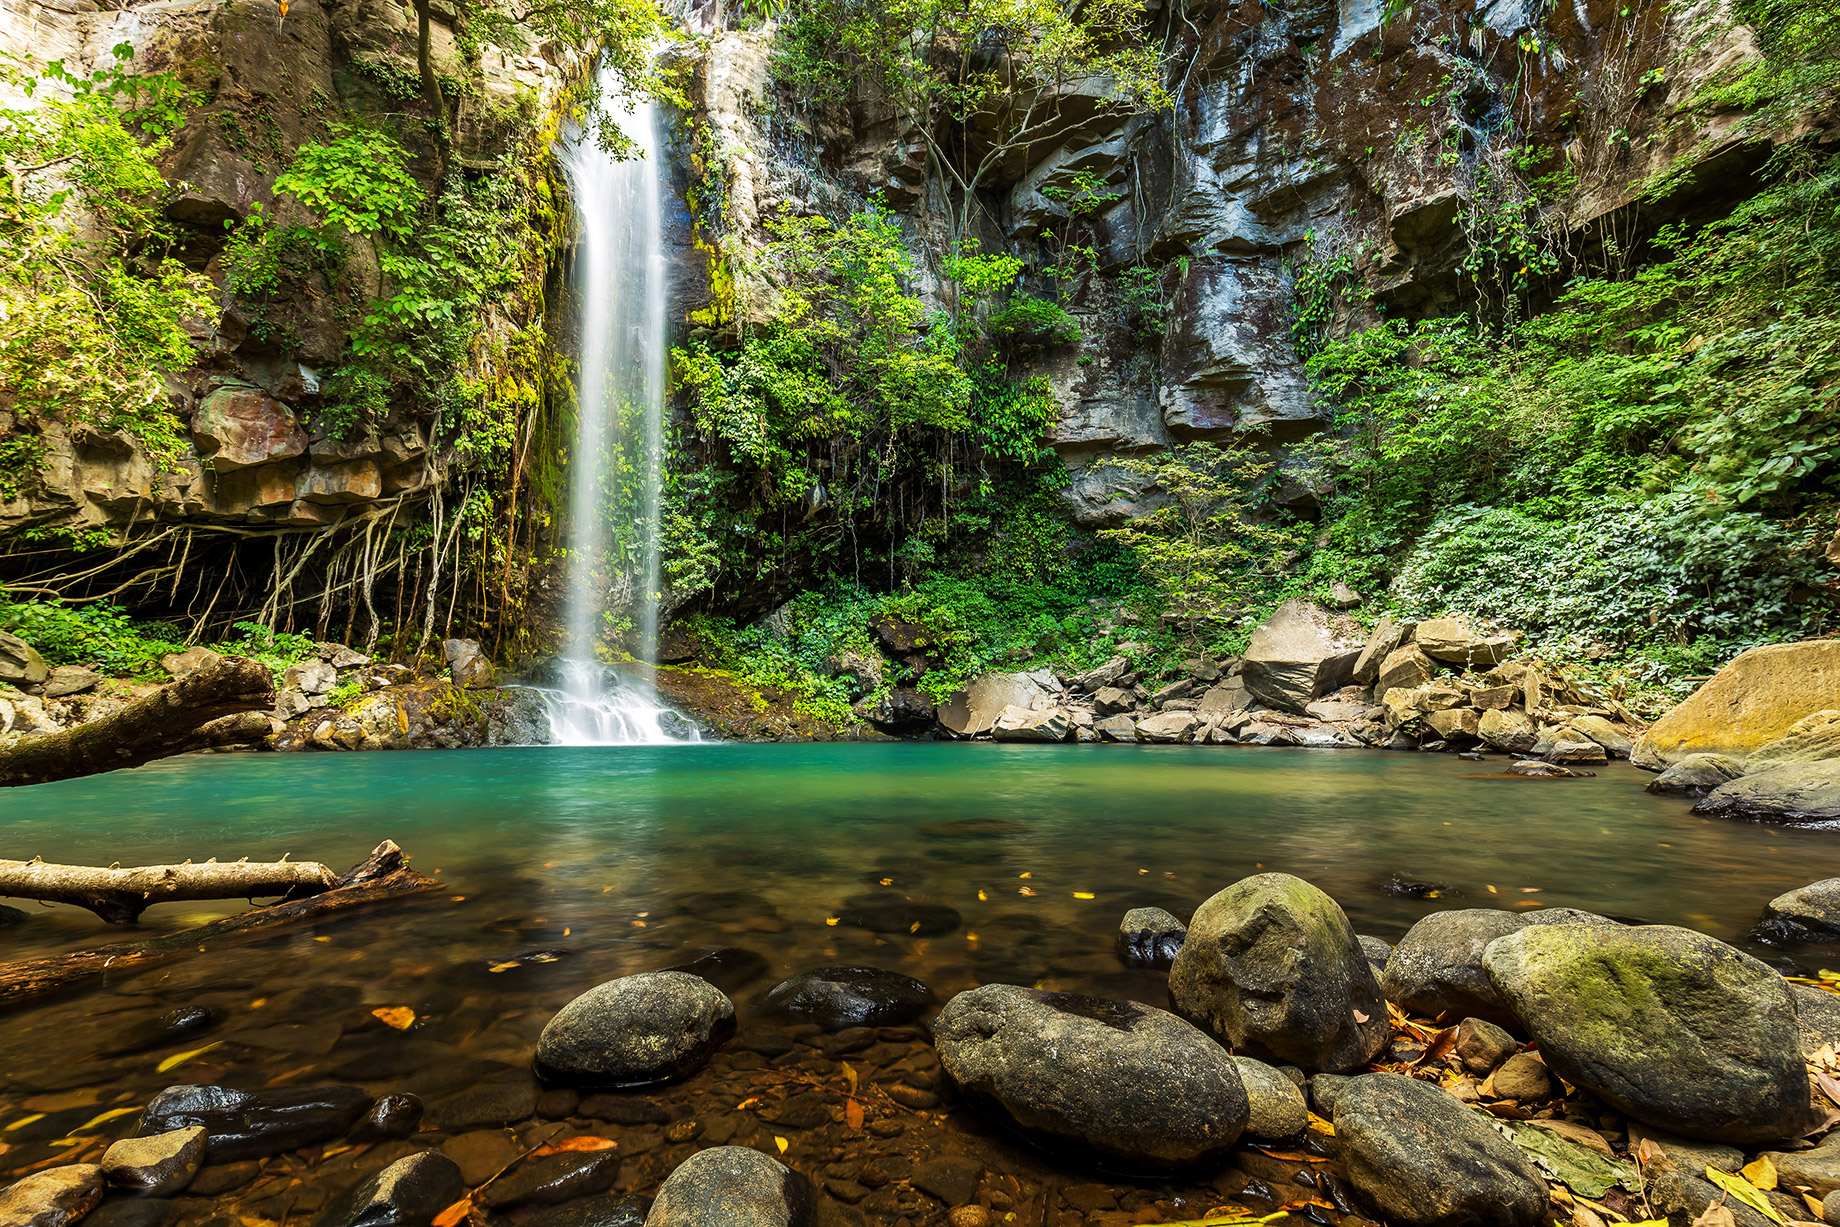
left=844, top=1100, right=864, bottom=1130
left=977, top=890, right=987, bottom=901
left=371, top=1007, right=416, bottom=1031
left=825, top=917, right=840, bottom=927
left=69, top=1107, right=139, bottom=1135
left=1018, top=887, right=1036, bottom=896
left=1018, top=872, right=1031, bottom=879
left=1073, top=892, right=1095, bottom=900
left=533, top=1136, right=616, bottom=1155
left=1704, top=1166, right=1784, bottom=1224
left=774, top=1136, right=789, bottom=1154
left=1741, top=1153, right=1777, bottom=1191
left=157, top=1041, right=223, bottom=1073
left=432, top=1199, right=471, bottom=1227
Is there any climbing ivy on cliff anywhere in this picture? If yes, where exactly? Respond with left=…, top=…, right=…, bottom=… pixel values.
left=0, top=47, right=213, bottom=488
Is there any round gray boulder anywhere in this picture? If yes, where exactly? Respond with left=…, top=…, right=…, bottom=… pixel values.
left=1694, top=759, right=1840, bottom=824
left=1380, top=907, right=1612, bottom=1026
left=1482, top=923, right=1812, bottom=1144
left=1169, top=873, right=1388, bottom=1072
left=934, top=983, right=1248, bottom=1173
left=644, top=1147, right=812, bottom=1227
left=313, top=1151, right=465, bottom=1227
left=1646, top=753, right=1745, bottom=796
left=1334, top=1073, right=1546, bottom=1227
left=536, top=972, right=735, bottom=1089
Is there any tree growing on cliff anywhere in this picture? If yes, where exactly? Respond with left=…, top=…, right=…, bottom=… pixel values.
left=777, top=0, right=1167, bottom=257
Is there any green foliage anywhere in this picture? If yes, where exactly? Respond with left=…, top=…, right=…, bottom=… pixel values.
left=1116, top=263, right=1167, bottom=341
left=0, top=594, right=183, bottom=676
left=1289, top=229, right=1358, bottom=359
left=988, top=297, right=1080, bottom=348
left=272, top=125, right=425, bottom=243
left=0, top=46, right=214, bottom=471
left=1094, top=444, right=1307, bottom=625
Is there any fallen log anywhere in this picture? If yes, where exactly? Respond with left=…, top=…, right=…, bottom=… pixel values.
left=0, top=855, right=339, bottom=924
left=0, top=656, right=276, bottom=787
left=0, top=841, right=440, bottom=1007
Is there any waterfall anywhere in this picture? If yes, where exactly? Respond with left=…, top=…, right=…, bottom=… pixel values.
left=542, top=71, right=695, bottom=746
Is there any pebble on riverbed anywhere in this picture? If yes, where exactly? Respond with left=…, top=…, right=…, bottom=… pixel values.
left=534, top=971, right=736, bottom=1089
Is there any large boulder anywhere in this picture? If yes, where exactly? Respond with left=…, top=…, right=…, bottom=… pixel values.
left=1134, top=711, right=1200, bottom=743
left=938, top=672, right=1056, bottom=737
left=1350, top=617, right=1407, bottom=685
left=1632, top=641, right=1840, bottom=769
left=1241, top=601, right=1356, bottom=715
left=1381, top=908, right=1612, bottom=1025
left=1481, top=924, right=1812, bottom=1143
left=1333, top=1073, right=1547, bottom=1227
left=1412, top=617, right=1514, bottom=668
left=0, top=631, right=49, bottom=687
left=1169, top=874, right=1389, bottom=1072
left=645, top=1146, right=813, bottom=1227
left=991, top=705, right=1068, bottom=742
left=1693, top=760, right=1840, bottom=824
left=1377, top=644, right=1436, bottom=693
left=192, top=385, right=308, bottom=472
left=1646, top=753, right=1745, bottom=796
left=1753, top=879, right=1840, bottom=945
left=934, top=984, right=1248, bottom=1173
left=1750, top=710, right=1840, bottom=770
left=1478, top=708, right=1537, bottom=753
left=534, top=972, right=735, bottom=1089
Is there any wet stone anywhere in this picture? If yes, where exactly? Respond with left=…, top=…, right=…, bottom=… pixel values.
left=519, top=1195, right=650, bottom=1227
left=139, top=1083, right=370, bottom=1163
left=663, top=946, right=770, bottom=994
left=331, top=1040, right=458, bottom=1081
left=101, top=1126, right=207, bottom=1196
left=0, top=1165, right=104, bottom=1227
left=664, top=1120, right=703, bottom=1143
left=312, top=1150, right=464, bottom=1227
left=536, top=1089, right=579, bottom=1119
left=912, top=1157, right=983, bottom=1207
left=475, top=1151, right=619, bottom=1209
left=1116, top=907, right=1187, bottom=970
left=674, top=892, right=780, bottom=922
left=353, top=1094, right=423, bottom=1142
left=763, top=1091, right=832, bottom=1129
left=767, top=967, right=934, bottom=1032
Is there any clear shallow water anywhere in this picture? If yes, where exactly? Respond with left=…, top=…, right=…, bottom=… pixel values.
left=6, top=745, right=1840, bottom=1223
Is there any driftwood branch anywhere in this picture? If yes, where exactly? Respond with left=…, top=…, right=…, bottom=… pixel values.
left=0, top=841, right=440, bottom=1007
left=0, top=856, right=339, bottom=925
left=0, top=655, right=276, bottom=787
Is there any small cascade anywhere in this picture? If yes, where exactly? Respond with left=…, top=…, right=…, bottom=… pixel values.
left=547, top=67, right=690, bottom=746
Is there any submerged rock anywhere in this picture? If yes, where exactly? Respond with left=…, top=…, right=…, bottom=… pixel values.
left=834, top=893, right=960, bottom=935
left=0, top=1166, right=104, bottom=1227
left=352, top=1094, right=423, bottom=1142
left=521, top=1196, right=649, bottom=1227
left=645, top=1146, right=813, bottom=1227
left=764, top=966, right=933, bottom=1031
left=313, top=1151, right=464, bottom=1227
left=663, top=946, right=769, bottom=993
left=1168, top=873, right=1388, bottom=1072
left=103, top=1007, right=218, bottom=1056
left=934, top=984, right=1248, bottom=1173
left=101, top=1127, right=206, bottom=1197
left=1482, top=923, right=1812, bottom=1143
left=1754, top=878, right=1840, bottom=945
left=476, top=1152, right=619, bottom=1209
left=1694, top=759, right=1840, bottom=824
left=1334, top=1073, right=1546, bottom=1227
left=1380, top=907, right=1612, bottom=1025
left=139, top=1084, right=370, bottom=1162
left=1116, top=907, right=1186, bottom=969
left=535, top=971, right=735, bottom=1089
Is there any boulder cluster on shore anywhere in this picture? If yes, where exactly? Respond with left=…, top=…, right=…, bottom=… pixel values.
left=12, top=872, right=1840, bottom=1227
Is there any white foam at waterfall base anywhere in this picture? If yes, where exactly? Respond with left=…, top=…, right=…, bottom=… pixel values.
left=549, top=67, right=690, bottom=746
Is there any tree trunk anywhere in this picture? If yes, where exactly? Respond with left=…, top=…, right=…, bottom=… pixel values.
left=0, top=656, right=276, bottom=788
left=0, top=856, right=339, bottom=925
left=412, top=0, right=452, bottom=186
left=0, top=841, right=440, bottom=1007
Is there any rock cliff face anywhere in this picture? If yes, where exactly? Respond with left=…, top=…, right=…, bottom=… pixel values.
left=677, top=0, right=1769, bottom=524
left=0, top=0, right=565, bottom=540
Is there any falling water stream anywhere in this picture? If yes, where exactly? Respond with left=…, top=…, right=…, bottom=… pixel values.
left=542, top=71, right=694, bottom=745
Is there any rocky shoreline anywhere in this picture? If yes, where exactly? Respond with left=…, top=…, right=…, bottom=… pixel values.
left=10, top=871, right=1840, bottom=1226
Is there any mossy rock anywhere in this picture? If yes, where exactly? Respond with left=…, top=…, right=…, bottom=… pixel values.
left=1482, top=924, right=1811, bottom=1144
